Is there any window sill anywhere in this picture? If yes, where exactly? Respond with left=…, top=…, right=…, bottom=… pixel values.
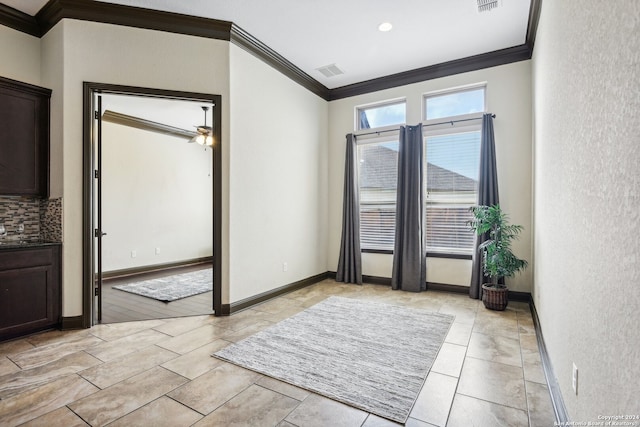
left=426, top=252, right=472, bottom=260
left=361, top=249, right=472, bottom=260
left=361, top=248, right=393, bottom=255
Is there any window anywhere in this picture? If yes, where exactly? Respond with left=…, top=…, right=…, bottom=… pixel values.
left=425, top=87, right=485, bottom=120
left=355, top=99, right=404, bottom=251
left=354, top=86, right=485, bottom=255
left=357, top=138, right=398, bottom=251
left=357, top=100, right=405, bottom=130
left=425, top=130, right=481, bottom=254
left=424, top=86, right=484, bottom=255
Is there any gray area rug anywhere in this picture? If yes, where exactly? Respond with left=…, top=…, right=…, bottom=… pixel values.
left=213, top=296, right=454, bottom=423
left=113, top=268, right=212, bottom=302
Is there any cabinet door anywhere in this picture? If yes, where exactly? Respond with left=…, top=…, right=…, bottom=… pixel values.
left=0, top=78, right=50, bottom=197
left=0, top=266, right=54, bottom=336
left=0, top=246, right=61, bottom=341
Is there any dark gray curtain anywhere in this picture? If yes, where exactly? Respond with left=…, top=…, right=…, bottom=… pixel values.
left=470, top=113, right=500, bottom=299
left=391, top=125, right=426, bottom=292
left=336, top=134, right=362, bottom=285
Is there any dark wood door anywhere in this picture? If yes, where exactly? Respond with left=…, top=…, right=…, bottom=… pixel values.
left=0, top=77, right=51, bottom=197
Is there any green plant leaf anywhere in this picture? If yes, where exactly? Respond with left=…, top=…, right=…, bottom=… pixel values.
left=469, top=204, right=528, bottom=282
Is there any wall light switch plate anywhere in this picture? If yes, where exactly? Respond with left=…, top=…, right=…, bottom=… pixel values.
left=155, top=247, right=161, bottom=255
left=131, top=250, right=137, bottom=258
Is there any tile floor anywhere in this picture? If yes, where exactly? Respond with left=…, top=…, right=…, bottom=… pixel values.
left=0, top=279, right=556, bottom=426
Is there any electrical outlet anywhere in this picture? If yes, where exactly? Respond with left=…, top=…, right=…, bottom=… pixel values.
left=131, top=250, right=137, bottom=258
left=155, top=247, right=161, bottom=255
left=572, top=363, right=578, bottom=395
left=283, top=262, right=288, bottom=272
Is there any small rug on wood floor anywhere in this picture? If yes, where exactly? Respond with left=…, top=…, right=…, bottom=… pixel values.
left=213, top=296, right=454, bottom=423
left=113, top=268, right=212, bottom=302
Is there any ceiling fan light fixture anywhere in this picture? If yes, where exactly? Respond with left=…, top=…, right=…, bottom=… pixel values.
left=477, top=0, right=500, bottom=13
left=190, top=105, right=214, bottom=146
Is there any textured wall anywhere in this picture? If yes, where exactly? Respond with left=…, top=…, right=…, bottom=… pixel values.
left=532, top=0, right=640, bottom=420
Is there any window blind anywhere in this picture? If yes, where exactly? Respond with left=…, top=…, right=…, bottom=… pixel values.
left=357, top=141, right=399, bottom=251
left=355, top=130, right=481, bottom=255
left=425, top=131, right=480, bottom=253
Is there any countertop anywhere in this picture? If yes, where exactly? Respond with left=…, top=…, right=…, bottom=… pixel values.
left=0, top=240, right=61, bottom=250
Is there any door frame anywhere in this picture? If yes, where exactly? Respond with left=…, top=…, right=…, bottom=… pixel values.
left=82, top=82, right=223, bottom=327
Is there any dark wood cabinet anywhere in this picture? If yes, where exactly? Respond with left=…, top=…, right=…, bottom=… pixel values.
left=0, top=245, right=61, bottom=341
left=0, top=76, right=51, bottom=197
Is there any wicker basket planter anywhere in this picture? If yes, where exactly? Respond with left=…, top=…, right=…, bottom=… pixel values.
left=482, top=284, right=509, bottom=311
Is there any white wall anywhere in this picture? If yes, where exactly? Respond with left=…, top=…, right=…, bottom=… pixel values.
left=37, top=18, right=330, bottom=312
left=532, top=0, right=640, bottom=420
left=228, top=44, right=329, bottom=303
left=40, top=19, right=231, bottom=316
left=40, top=24, right=64, bottom=199
left=101, top=121, right=213, bottom=272
left=328, top=61, right=533, bottom=291
left=0, top=25, right=40, bottom=85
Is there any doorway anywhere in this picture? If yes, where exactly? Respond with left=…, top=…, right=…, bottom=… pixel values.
left=82, top=83, right=222, bottom=327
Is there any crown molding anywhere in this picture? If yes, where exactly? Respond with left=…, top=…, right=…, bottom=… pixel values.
left=526, top=0, right=543, bottom=51
left=229, top=24, right=330, bottom=100
left=329, top=44, right=532, bottom=101
left=0, top=3, right=40, bottom=36
left=35, top=0, right=232, bottom=40
left=0, top=0, right=542, bottom=101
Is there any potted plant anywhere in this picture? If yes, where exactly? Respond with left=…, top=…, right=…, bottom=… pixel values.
left=469, top=204, right=528, bottom=310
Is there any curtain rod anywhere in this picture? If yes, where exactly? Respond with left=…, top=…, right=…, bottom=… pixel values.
left=354, top=114, right=496, bottom=138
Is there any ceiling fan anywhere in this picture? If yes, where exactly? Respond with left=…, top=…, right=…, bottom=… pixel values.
left=189, top=105, right=214, bottom=146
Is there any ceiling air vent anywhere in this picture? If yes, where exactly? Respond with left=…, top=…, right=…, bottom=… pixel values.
left=316, top=64, right=344, bottom=78
left=477, top=0, right=500, bottom=13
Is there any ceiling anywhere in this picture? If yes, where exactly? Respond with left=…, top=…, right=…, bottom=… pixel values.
left=1, top=0, right=533, bottom=90
left=1, top=0, right=534, bottom=132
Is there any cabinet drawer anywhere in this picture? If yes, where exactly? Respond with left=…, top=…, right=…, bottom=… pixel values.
left=0, top=247, right=55, bottom=269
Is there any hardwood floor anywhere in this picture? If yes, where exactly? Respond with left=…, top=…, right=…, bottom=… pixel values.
left=100, top=263, right=213, bottom=324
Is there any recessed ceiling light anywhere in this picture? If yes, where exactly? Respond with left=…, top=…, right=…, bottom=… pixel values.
left=378, top=22, right=393, bottom=32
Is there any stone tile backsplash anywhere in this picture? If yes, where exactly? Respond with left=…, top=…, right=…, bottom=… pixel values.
left=0, top=197, right=63, bottom=243
left=40, top=197, right=63, bottom=242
